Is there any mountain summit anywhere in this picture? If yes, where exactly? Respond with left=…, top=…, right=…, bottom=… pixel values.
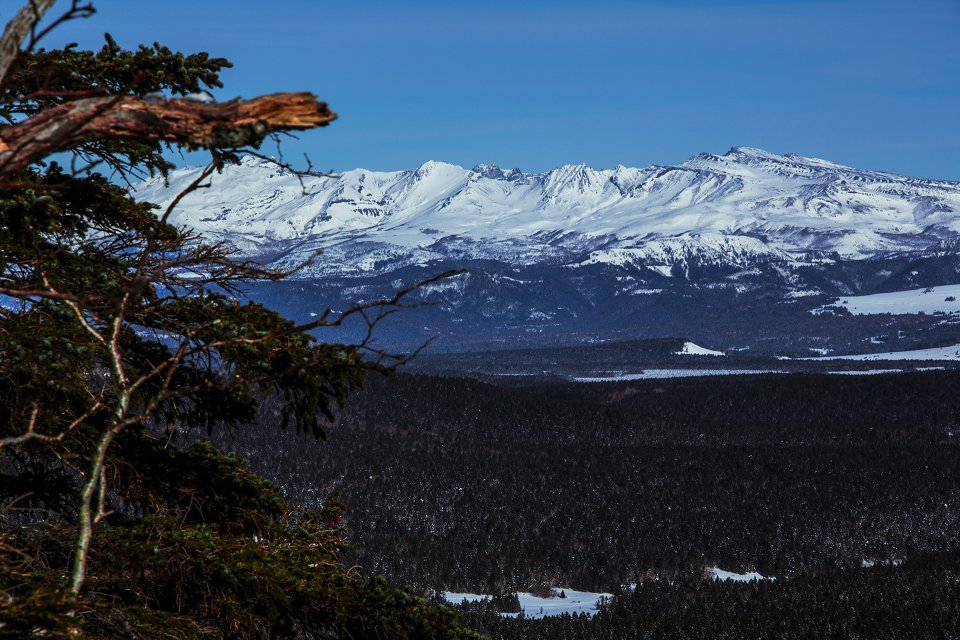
left=134, top=148, right=960, bottom=278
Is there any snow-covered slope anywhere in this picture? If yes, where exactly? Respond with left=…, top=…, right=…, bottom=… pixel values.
left=824, top=284, right=960, bottom=316
left=676, top=342, right=725, bottom=356
left=133, top=147, right=960, bottom=277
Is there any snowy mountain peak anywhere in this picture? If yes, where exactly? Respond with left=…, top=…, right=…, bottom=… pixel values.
left=132, top=148, right=960, bottom=277
left=413, top=160, right=463, bottom=177
left=237, top=154, right=271, bottom=167
left=726, top=146, right=783, bottom=159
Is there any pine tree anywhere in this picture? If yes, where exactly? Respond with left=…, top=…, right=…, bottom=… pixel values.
left=0, top=2, right=473, bottom=637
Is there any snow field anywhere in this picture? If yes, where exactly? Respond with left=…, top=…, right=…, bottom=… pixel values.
left=706, top=567, right=775, bottom=583
left=805, top=344, right=960, bottom=362
left=675, top=341, right=725, bottom=356
left=443, top=568, right=776, bottom=619
left=133, top=148, right=960, bottom=278
left=442, top=588, right=611, bottom=619
left=574, top=369, right=779, bottom=382
left=824, top=284, right=960, bottom=316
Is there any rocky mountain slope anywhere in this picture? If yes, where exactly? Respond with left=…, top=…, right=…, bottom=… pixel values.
left=134, top=147, right=960, bottom=279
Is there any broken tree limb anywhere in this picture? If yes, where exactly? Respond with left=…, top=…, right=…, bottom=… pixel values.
left=0, top=92, right=336, bottom=174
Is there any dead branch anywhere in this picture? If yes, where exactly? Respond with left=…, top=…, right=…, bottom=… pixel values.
left=294, top=269, right=467, bottom=332
left=0, top=0, right=58, bottom=85
left=0, top=401, right=106, bottom=449
left=0, top=92, right=337, bottom=174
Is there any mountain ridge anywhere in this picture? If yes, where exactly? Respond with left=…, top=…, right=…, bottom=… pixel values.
left=134, top=146, right=960, bottom=280
left=128, top=147, right=960, bottom=353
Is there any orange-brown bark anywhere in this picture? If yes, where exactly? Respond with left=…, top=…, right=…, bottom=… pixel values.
left=0, top=92, right=336, bottom=174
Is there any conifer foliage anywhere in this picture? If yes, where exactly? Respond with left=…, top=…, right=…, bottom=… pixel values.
left=0, top=2, right=474, bottom=637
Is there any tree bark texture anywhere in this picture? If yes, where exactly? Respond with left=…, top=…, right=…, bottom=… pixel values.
left=0, top=92, right=337, bottom=174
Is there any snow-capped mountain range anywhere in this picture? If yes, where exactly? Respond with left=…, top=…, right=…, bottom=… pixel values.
left=134, top=147, right=960, bottom=278
left=131, top=148, right=960, bottom=353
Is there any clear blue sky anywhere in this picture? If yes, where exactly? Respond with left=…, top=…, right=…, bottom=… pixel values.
left=14, top=0, right=960, bottom=179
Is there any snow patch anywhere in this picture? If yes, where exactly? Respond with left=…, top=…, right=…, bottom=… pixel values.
left=676, top=341, right=725, bottom=356
left=823, top=284, right=960, bottom=316
left=861, top=558, right=903, bottom=568
left=442, top=592, right=491, bottom=604
left=510, top=589, right=611, bottom=619
left=804, top=344, right=960, bottom=361
left=827, top=369, right=903, bottom=376
left=706, top=567, right=775, bottom=583
left=442, top=588, right=611, bottom=619
left=574, top=369, right=780, bottom=382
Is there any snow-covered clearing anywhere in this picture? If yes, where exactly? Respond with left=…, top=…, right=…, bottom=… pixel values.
left=675, top=341, right=725, bottom=356
left=574, top=369, right=779, bottom=382
left=823, top=284, right=960, bottom=316
left=443, top=588, right=611, bottom=619
left=442, top=592, right=491, bottom=604
left=804, top=344, right=960, bottom=361
left=445, top=570, right=781, bottom=620
left=706, top=567, right=775, bottom=583
left=828, top=369, right=904, bottom=376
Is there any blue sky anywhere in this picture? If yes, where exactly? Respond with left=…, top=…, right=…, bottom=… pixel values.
left=18, top=0, right=960, bottom=178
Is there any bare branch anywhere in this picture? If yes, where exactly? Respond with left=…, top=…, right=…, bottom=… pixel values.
left=0, top=286, right=105, bottom=303
left=242, top=147, right=339, bottom=195
left=294, top=269, right=467, bottom=332
left=0, top=401, right=106, bottom=449
left=0, top=537, right=35, bottom=565
left=158, top=162, right=217, bottom=225
left=0, top=92, right=337, bottom=175
left=27, top=1, right=96, bottom=53
left=0, top=0, right=58, bottom=85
